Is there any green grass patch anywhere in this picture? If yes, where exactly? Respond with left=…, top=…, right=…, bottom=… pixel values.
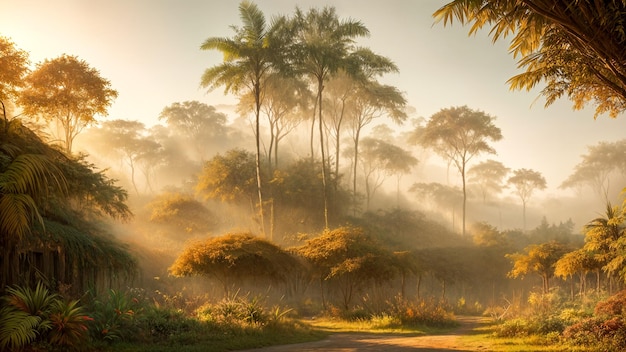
left=458, top=320, right=592, bottom=352
left=105, top=319, right=328, bottom=352
left=307, top=315, right=455, bottom=335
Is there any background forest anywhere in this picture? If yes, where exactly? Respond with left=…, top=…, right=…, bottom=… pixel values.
left=3, top=0, right=626, bottom=351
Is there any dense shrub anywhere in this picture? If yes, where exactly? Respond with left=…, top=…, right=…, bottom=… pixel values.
left=87, top=288, right=146, bottom=343
left=0, top=282, right=92, bottom=351
left=594, top=289, right=626, bottom=317
left=494, top=315, right=566, bottom=337
left=390, top=297, right=455, bottom=327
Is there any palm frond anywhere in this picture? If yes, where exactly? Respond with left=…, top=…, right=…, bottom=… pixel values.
left=0, top=193, right=42, bottom=242
left=0, top=306, right=40, bottom=350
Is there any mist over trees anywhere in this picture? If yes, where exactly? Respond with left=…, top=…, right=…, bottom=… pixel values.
left=5, top=1, right=626, bottom=350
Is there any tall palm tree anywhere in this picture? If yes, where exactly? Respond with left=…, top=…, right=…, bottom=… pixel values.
left=201, top=1, right=287, bottom=237
left=293, top=6, right=370, bottom=228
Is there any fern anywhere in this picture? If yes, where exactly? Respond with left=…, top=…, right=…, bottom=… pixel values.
left=0, top=306, right=41, bottom=350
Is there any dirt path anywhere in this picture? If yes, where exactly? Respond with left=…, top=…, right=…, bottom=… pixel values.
left=239, top=316, right=491, bottom=352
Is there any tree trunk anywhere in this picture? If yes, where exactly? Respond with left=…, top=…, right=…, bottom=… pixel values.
left=310, top=90, right=319, bottom=160
left=462, top=160, right=467, bottom=236
left=352, top=127, right=361, bottom=216
left=254, top=83, right=266, bottom=237
left=317, top=78, right=329, bottom=229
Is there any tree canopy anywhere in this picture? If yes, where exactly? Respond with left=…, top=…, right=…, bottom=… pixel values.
left=508, top=168, right=547, bottom=231
left=169, top=232, right=300, bottom=295
left=434, top=0, right=626, bottom=118
left=0, top=37, right=29, bottom=127
left=19, top=54, right=117, bottom=154
left=411, top=105, right=502, bottom=236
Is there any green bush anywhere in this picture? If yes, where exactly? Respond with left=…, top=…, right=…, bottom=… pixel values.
left=494, top=315, right=565, bottom=337
left=87, top=288, right=146, bottom=343
left=0, top=282, right=91, bottom=351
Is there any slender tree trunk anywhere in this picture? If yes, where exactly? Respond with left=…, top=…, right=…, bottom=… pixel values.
left=417, top=274, right=422, bottom=300
left=522, top=199, right=527, bottom=232
left=128, top=157, right=139, bottom=195
left=310, top=90, right=319, bottom=160
left=1, top=100, right=7, bottom=133
left=333, top=99, right=346, bottom=195
left=352, top=127, right=361, bottom=216
left=254, top=83, right=266, bottom=237
left=268, top=123, right=275, bottom=177
left=461, top=160, right=467, bottom=236
left=317, top=78, right=329, bottom=229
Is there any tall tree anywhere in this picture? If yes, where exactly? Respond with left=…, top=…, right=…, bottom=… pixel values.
left=560, top=140, right=626, bottom=201
left=468, top=159, right=509, bottom=203
left=293, top=5, right=370, bottom=228
left=19, top=54, right=117, bottom=154
left=410, top=182, right=463, bottom=231
left=583, top=203, right=625, bottom=287
left=195, top=149, right=258, bottom=205
left=434, top=0, right=626, bottom=118
left=158, top=101, right=228, bottom=161
left=349, top=80, right=407, bottom=215
left=411, top=106, right=502, bottom=236
left=356, top=137, right=417, bottom=211
left=296, top=226, right=396, bottom=310
left=88, top=119, right=160, bottom=195
left=507, top=168, right=547, bottom=231
left=238, top=74, right=309, bottom=174
left=323, top=71, right=356, bottom=187
left=200, top=0, right=287, bottom=237
left=0, top=37, right=29, bottom=130
left=507, top=240, right=569, bottom=294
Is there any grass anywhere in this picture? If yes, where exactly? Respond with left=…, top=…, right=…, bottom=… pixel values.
left=101, top=319, right=328, bottom=352
left=307, top=315, right=456, bottom=335
left=104, top=315, right=454, bottom=351
left=457, top=319, right=593, bottom=352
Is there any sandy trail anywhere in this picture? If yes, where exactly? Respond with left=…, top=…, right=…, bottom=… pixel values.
left=238, top=316, right=491, bottom=352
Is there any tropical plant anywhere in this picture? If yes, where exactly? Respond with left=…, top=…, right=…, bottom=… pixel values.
left=1, top=119, right=135, bottom=294
left=201, top=0, right=291, bottom=237
left=88, top=288, right=143, bottom=343
left=434, top=0, right=626, bottom=118
left=507, top=241, right=570, bottom=294
left=0, top=282, right=91, bottom=350
left=292, top=6, right=370, bottom=228
left=47, top=299, right=92, bottom=348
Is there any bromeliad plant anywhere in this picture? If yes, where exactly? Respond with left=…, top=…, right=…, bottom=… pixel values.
left=0, top=281, right=92, bottom=351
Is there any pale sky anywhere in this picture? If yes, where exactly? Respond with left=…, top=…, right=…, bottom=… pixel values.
left=3, top=0, right=626, bottom=201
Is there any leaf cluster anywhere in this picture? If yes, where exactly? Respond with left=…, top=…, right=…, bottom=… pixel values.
left=434, top=0, right=626, bottom=118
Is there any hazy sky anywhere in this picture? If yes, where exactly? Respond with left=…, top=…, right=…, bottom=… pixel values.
left=3, top=0, right=626, bottom=199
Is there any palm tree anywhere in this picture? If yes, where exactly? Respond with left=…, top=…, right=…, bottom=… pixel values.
left=583, top=202, right=625, bottom=291
left=201, top=1, right=288, bottom=237
left=293, top=6, right=370, bottom=228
